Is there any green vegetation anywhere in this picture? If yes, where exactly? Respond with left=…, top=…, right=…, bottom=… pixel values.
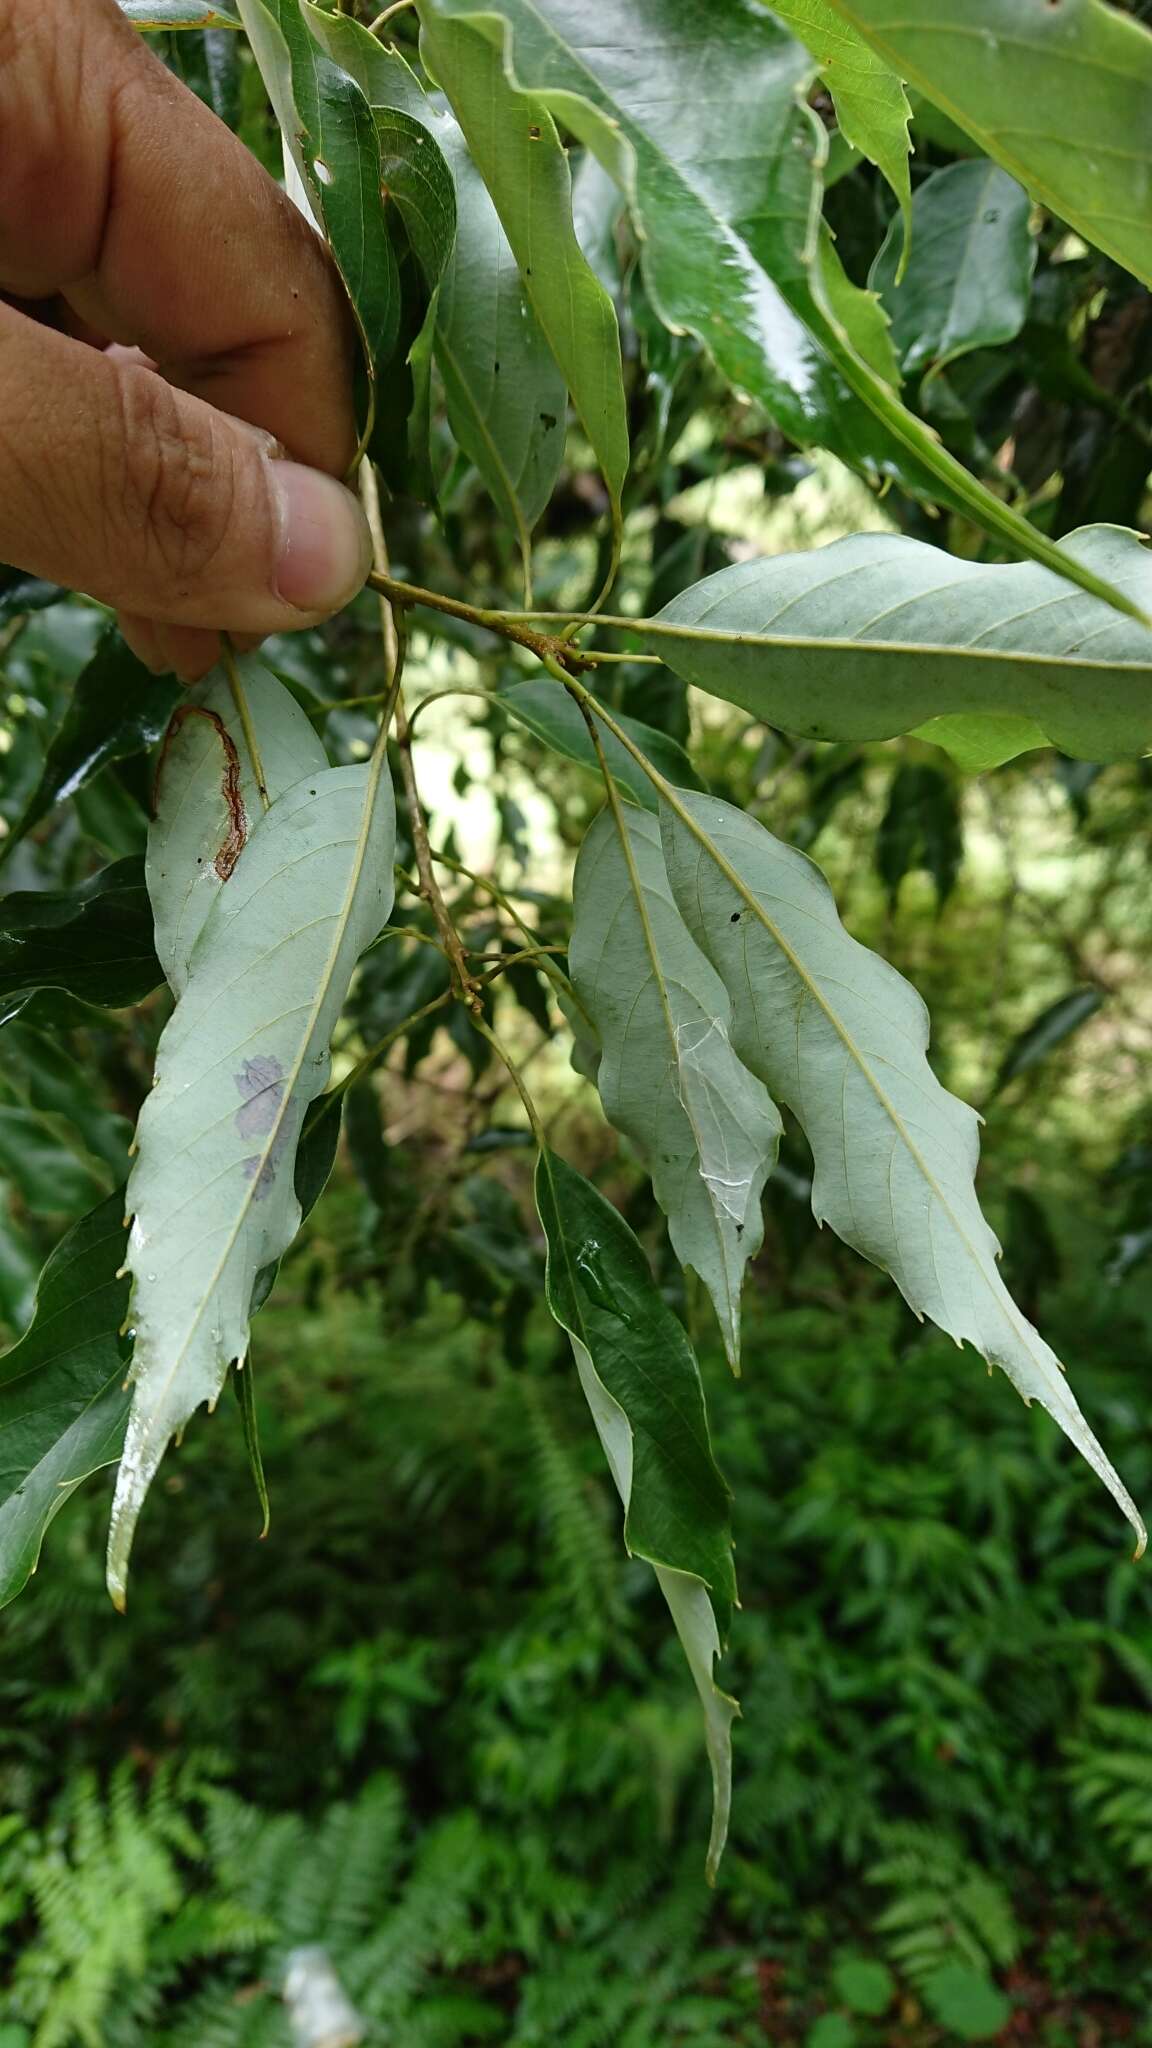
left=4, top=0, right=1152, bottom=2037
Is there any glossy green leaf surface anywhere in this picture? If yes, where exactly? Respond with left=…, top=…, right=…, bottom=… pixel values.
left=770, top=0, right=913, bottom=258
left=498, top=679, right=702, bottom=810
left=0, top=629, right=179, bottom=865
left=0, top=1110, right=109, bottom=1216
left=110, top=752, right=396, bottom=1604
left=0, top=1025, right=133, bottom=1181
left=535, top=1147, right=737, bottom=1877
left=422, top=0, right=1142, bottom=614
left=871, top=160, right=1035, bottom=377
left=658, top=787, right=1144, bottom=1554
left=237, top=0, right=402, bottom=432
left=0, top=1196, right=131, bottom=1610
left=0, top=861, right=161, bottom=1013
left=640, top=525, right=1152, bottom=761
left=827, top=0, right=1152, bottom=289
left=415, top=0, right=629, bottom=534
left=309, top=21, right=567, bottom=589
left=570, top=805, right=779, bottom=1367
left=147, top=661, right=328, bottom=995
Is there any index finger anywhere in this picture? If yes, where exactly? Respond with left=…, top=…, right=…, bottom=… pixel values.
left=0, top=0, right=357, bottom=475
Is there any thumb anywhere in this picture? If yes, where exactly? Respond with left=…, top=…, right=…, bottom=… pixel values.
left=0, top=308, right=372, bottom=640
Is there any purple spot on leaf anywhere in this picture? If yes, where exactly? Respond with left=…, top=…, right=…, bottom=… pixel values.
left=242, top=1153, right=279, bottom=1202
left=234, top=1055, right=285, bottom=1139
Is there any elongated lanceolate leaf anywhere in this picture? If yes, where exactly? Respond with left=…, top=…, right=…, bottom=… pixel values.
left=535, top=1148, right=737, bottom=1878
left=415, top=0, right=629, bottom=537
left=770, top=0, right=913, bottom=261
left=826, top=0, right=1152, bottom=291
left=499, top=679, right=701, bottom=812
left=110, top=754, right=396, bottom=1604
left=570, top=805, right=779, bottom=1368
left=994, top=988, right=1104, bottom=1097
left=418, top=0, right=1143, bottom=617
left=638, top=525, right=1152, bottom=762
left=433, top=117, right=566, bottom=587
left=871, top=160, right=1035, bottom=379
left=147, top=661, right=328, bottom=994
left=1, top=627, right=179, bottom=865
left=237, top=0, right=402, bottom=430
left=305, top=20, right=566, bottom=592
left=657, top=788, right=1144, bottom=1553
left=0, top=1197, right=131, bottom=1608
left=0, top=861, right=160, bottom=1014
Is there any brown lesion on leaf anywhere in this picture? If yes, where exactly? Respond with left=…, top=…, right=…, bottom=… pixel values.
left=153, top=704, right=248, bottom=880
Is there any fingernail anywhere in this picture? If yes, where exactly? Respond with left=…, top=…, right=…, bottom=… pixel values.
left=269, top=461, right=372, bottom=614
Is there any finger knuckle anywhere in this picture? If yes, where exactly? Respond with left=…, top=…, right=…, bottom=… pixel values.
left=113, top=370, right=237, bottom=593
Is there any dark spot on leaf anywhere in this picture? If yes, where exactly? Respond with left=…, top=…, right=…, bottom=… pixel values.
left=528, top=124, right=541, bottom=140
left=730, top=911, right=740, bottom=923
left=736, top=1223, right=745, bottom=1237
left=234, top=1055, right=285, bottom=1140
left=540, top=411, right=558, bottom=430
left=983, top=208, right=1000, bottom=223
left=494, top=360, right=501, bottom=373
left=154, top=703, right=247, bottom=878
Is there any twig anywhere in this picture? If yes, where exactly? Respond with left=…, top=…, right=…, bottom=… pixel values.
left=369, top=0, right=415, bottom=31
left=366, top=569, right=598, bottom=674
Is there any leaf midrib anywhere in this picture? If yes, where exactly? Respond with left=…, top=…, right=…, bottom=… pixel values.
left=130, top=754, right=390, bottom=1452
left=592, top=802, right=740, bottom=1341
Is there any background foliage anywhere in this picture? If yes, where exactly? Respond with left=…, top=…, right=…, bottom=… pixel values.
left=3, top=0, right=1152, bottom=2041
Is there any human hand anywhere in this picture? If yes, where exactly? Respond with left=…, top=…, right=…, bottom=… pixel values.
left=0, top=0, right=373, bottom=679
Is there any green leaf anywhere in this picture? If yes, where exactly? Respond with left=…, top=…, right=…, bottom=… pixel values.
left=120, top=1, right=241, bottom=22
left=535, top=1147, right=737, bottom=1879
left=806, top=2019, right=856, bottom=2048
left=826, top=0, right=1152, bottom=291
left=0, top=569, right=63, bottom=621
left=499, top=678, right=702, bottom=811
left=0, top=1196, right=132, bottom=1609
left=920, top=1963, right=1010, bottom=2041
left=832, top=1956, right=895, bottom=2017
left=876, top=763, right=962, bottom=907
left=994, top=988, right=1104, bottom=1095
left=147, top=660, right=328, bottom=994
left=911, top=713, right=1049, bottom=776
left=0, top=1210, right=39, bottom=1336
left=424, top=0, right=1144, bottom=616
left=0, top=1108, right=109, bottom=1216
left=0, top=1085, right=341, bottom=1612
left=770, top=0, right=913, bottom=265
left=657, top=786, right=1144, bottom=1554
left=109, top=751, right=396, bottom=1604
left=0, top=860, right=161, bottom=1013
left=871, top=160, right=1035, bottom=378
left=637, top=524, right=1152, bottom=762
left=237, top=0, right=403, bottom=439
left=0, top=627, right=179, bottom=865
left=570, top=804, right=780, bottom=1367
left=306, top=22, right=566, bottom=593
left=415, top=0, right=629, bottom=543
left=1, top=1023, right=133, bottom=1179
